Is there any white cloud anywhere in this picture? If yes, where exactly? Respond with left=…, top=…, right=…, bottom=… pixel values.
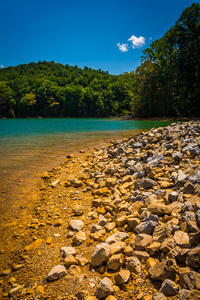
left=117, top=43, right=128, bottom=52
left=128, top=35, right=145, bottom=49
left=0, top=64, right=4, bottom=68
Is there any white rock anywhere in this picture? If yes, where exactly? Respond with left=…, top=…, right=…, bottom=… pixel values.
left=68, top=219, right=84, bottom=231
left=60, top=247, right=76, bottom=258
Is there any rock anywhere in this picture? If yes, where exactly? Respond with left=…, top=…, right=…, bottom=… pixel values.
left=95, top=277, right=114, bottom=299
left=73, top=205, right=84, bottom=216
left=51, top=179, right=60, bottom=187
left=186, top=247, right=200, bottom=270
left=98, top=214, right=107, bottom=226
left=135, top=220, right=158, bottom=235
left=190, top=231, right=200, bottom=245
left=129, top=201, right=144, bottom=214
left=91, top=243, right=111, bottom=267
left=179, top=267, right=200, bottom=289
left=173, top=231, right=190, bottom=248
left=24, top=239, right=43, bottom=251
left=159, top=279, right=178, bottom=296
left=54, top=219, right=63, bottom=227
left=177, top=170, right=187, bottom=182
left=68, top=265, right=81, bottom=276
left=172, top=152, right=183, bottom=161
left=152, top=293, right=167, bottom=300
left=134, top=233, right=152, bottom=250
left=148, top=204, right=172, bottom=215
left=125, top=256, right=141, bottom=273
left=105, top=232, right=129, bottom=244
left=139, top=178, right=157, bottom=189
left=8, top=285, right=24, bottom=297
left=105, top=296, right=117, bottom=300
left=110, top=241, right=126, bottom=255
left=153, top=225, right=171, bottom=242
left=149, top=259, right=177, bottom=281
left=75, top=290, right=89, bottom=300
left=114, top=269, right=130, bottom=285
left=68, top=219, right=84, bottom=231
left=146, top=242, right=161, bottom=256
left=47, top=265, right=67, bottom=281
left=91, top=225, right=102, bottom=233
left=60, top=247, right=76, bottom=258
left=73, top=231, right=86, bottom=245
left=168, top=191, right=179, bottom=202
left=64, top=255, right=78, bottom=266
left=160, top=238, right=175, bottom=253
left=133, top=250, right=150, bottom=261
left=107, top=254, right=122, bottom=270
left=184, top=182, right=195, bottom=194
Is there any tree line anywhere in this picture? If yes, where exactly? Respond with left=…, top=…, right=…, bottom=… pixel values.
left=0, top=3, right=199, bottom=118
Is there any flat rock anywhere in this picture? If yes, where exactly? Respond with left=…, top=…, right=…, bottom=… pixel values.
left=148, top=204, right=172, bottom=215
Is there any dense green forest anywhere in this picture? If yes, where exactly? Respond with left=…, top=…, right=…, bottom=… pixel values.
left=0, top=3, right=199, bottom=118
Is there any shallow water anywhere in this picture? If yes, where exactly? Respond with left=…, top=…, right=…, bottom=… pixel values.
left=0, top=118, right=173, bottom=223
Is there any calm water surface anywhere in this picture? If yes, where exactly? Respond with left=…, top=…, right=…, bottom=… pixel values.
left=0, top=118, right=173, bottom=222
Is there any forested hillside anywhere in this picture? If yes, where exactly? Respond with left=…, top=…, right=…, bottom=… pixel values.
left=0, top=3, right=199, bottom=118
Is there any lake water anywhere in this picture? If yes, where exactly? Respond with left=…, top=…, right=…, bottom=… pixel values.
left=0, top=118, right=173, bottom=223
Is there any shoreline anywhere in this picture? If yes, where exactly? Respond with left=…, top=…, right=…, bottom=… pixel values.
left=1, top=120, right=200, bottom=299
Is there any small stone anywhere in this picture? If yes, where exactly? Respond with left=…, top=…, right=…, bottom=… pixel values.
left=73, top=231, right=86, bottom=245
left=64, top=255, right=78, bottom=266
left=135, top=220, right=158, bottom=235
left=114, top=269, right=130, bottom=285
left=179, top=267, right=200, bottom=289
left=173, top=231, right=190, bottom=248
left=54, top=219, right=63, bottom=227
left=105, top=232, right=129, bottom=244
left=68, top=219, right=84, bottom=231
left=159, top=279, right=178, bottom=296
left=47, top=265, right=67, bottom=281
left=148, top=204, right=172, bottom=215
left=107, top=254, right=122, bottom=270
left=68, top=265, right=81, bottom=276
left=60, top=246, right=76, bottom=258
left=184, top=182, right=195, bottom=194
left=186, top=247, right=200, bottom=270
left=24, top=239, right=43, bottom=251
left=152, top=293, right=167, bottom=300
left=73, top=205, right=84, bottom=216
left=168, top=191, right=179, bottom=202
left=125, top=256, right=141, bottom=273
left=91, top=243, right=111, bottom=267
left=46, top=237, right=52, bottom=245
left=149, top=259, right=177, bottom=281
left=95, top=277, right=114, bottom=299
left=134, top=233, right=152, bottom=250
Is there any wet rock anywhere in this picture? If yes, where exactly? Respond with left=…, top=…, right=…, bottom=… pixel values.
left=95, top=277, right=114, bottom=299
left=47, top=265, right=67, bottom=281
left=91, top=243, right=111, bottom=267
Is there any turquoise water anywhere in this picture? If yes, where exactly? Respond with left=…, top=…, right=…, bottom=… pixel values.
left=0, top=118, right=174, bottom=218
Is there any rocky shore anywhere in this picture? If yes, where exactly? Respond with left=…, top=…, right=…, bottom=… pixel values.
left=1, top=120, right=200, bottom=300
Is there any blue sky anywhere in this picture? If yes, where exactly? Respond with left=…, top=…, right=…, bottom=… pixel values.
left=0, top=0, right=198, bottom=75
